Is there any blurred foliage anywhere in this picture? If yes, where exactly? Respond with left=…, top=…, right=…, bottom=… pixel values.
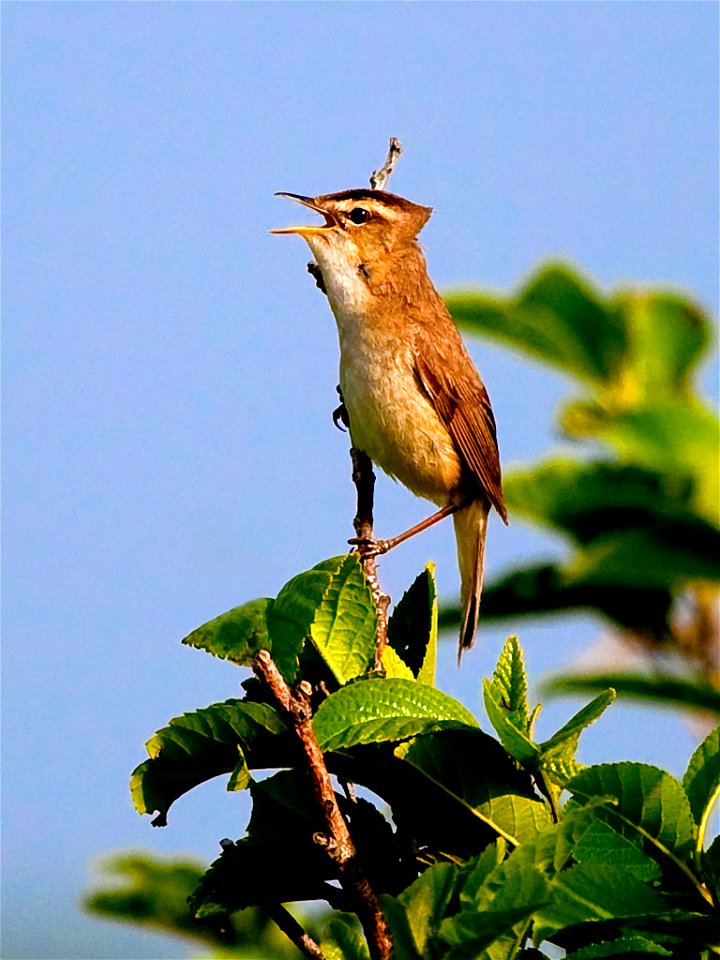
left=444, top=262, right=719, bottom=697
left=83, top=851, right=306, bottom=957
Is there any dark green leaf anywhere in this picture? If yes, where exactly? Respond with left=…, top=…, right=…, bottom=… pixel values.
left=682, top=724, right=720, bottom=835
left=568, top=762, right=697, bottom=861
left=387, top=563, right=438, bottom=684
left=533, top=863, right=669, bottom=943
left=544, top=672, right=720, bottom=716
left=563, top=936, right=672, bottom=958
left=398, top=729, right=551, bottom=846
left=313, top=678, right=477, bottom=752
left=130, top=700, right=289, bottom=825
left=440, top=563, right=674, bottom=636
left=571, top=818, right=661, bottom=882
left=702, top=835, right=720, bottom=902
left=384, top=862, right=458, bottom=959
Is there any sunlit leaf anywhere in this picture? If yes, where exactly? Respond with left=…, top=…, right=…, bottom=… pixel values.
left=182, top=597, right=272, bottom=664
left=313, top=678, right=477, bottom=752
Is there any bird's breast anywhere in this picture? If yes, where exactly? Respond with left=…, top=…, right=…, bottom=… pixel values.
left=337, top=324, right=463, bottom=505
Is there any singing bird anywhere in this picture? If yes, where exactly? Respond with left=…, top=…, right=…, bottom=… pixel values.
left=272, top=189, right=507, bottom=655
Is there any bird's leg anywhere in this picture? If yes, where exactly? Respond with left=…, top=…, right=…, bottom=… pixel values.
left=350, top=502, right=462, bottom=558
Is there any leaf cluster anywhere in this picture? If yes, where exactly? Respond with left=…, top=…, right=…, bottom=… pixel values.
left=124, top=558, right=719, bottom=958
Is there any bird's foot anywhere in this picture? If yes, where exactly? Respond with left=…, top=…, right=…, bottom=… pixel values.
left=348, top=536, right=391, bottom=558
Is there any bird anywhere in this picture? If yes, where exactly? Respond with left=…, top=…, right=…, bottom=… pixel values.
left=272, top=188, right=507, bottom=656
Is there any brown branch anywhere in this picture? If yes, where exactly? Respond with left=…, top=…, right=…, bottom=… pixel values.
left=369, top=137, right=403, bottom=191
left=266, top=904, right=326, bottom=959
left=350, top=448, right=391, bottom=668
left=253, top=651, right=393, bottom=960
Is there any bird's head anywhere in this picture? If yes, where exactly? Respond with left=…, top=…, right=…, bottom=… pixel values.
left=271, top=189, right=432, bottom=278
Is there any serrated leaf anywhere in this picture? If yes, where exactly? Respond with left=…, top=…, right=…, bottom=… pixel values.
left=563, top=936, right=672, bottom=958
left=130, top=700, right=288, bottom=824
left=398, top=729, right=551, bottom=846
left=182, top=597, right=272, bottom=663
left=533, top=862, right=669, bottom=943
left=682, top=724, right=720, bottom=845
left=308, top=554, right=378, bottom=683
left=539, top=689, right=616, bottom=786
left=571, top=818, right=661, bottom=882
left=387, top=862, right=458, bottom=958
left=313, top=678, right=477, bottom=752
left=568, top=762, right=697, bottom=861
left=483, top=677, right=539, bottom=765
left=268, top=555, right=376, bottom=683
left=488, top=636, right=530, bottom=731
left=387, top=564, right=438, bottom=684
left=190, top=835, right=334, bottom=918
left=440, top=862, right=549, bottom=953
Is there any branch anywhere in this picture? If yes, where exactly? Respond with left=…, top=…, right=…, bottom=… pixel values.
left=266, top=904, right=326, bottom=960
left=253, top=651, right=393, bottom=960
left=369, top=137, right=403, bottom=191
left=350, top=448, right=390, bottom=668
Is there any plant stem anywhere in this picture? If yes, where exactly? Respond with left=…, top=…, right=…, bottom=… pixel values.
left=253, top=651, right=393, bottom=960
left=266, top=904, right=326, bottom=959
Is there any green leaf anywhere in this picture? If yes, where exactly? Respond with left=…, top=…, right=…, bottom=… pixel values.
left=440, top=861, right=549, bottom=954
left=539, top=689, right=616, bottom=786
left=269, top=555, right=377, bottom=683
left=564, top=524, right=720, bottom=588
left=321, top=913, right=371, bottom=960
left=533, top=862, right=669, bottom=943
left=398, top=729, right=551, bottom=846
left=682, top=724, right=720, bottom=848
left=543, top=671, right=720, bottom=716
left=563, top=936, right=672, bottom=958
left=447, top=262, right=625, bottom=386
left=380, top=645, right=416, bottom=680
left=483, top=678, right=539, bottom=766
left=612, top=289, right=712, bottom=401
left=488, top=636, right=530, bottom=731
left=130, top=700, right=289, bottom=825
left=441, top=562, right=674, bottom=636
left=384, top=862, right=458, bottom=959
left=571, top=817, right=661, bottom=882
left=387, top=564, right=438, bottom=684
left=504, top=459, right=703, bottom=548
left=702, top=835, right=720, bottom=902
left=182, top=597, right=272, bottom=664
left=560, top=399, right=720, bottom=525
left=568, top=762, right=697, bottom=861
left=313, top=678, right=477, bottom=752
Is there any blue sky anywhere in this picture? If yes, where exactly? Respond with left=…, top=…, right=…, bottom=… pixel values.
left=3, top=3, right=718, bottom=958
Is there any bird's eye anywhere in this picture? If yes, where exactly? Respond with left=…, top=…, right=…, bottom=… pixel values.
left=348, top=207, right=370, bottom=225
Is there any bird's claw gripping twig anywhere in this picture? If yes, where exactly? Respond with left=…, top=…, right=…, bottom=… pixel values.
left=333, top=384, right=350, bottom=431
left=348, top=536, right=390, bottom=558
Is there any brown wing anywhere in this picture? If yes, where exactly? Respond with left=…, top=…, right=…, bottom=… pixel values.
left=415, top=325, right=508, bottom=523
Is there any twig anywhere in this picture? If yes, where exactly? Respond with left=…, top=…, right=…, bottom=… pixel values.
left=350, top=448, right=391, bottom=667
left=266, top=904, right=326, bottom=959
left=253, top=651, right=393, bottom=960
left=369, top=137, right=403, bottom=191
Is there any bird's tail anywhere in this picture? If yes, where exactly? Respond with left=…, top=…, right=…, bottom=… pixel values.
left=453, top=498, right=490, bottom=660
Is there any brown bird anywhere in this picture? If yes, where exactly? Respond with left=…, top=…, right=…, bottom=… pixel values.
left=272, top=189, right=507, bottom=656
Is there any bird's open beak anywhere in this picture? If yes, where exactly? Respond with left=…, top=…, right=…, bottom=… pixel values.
left=270, top=193, right=337, bottom=235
